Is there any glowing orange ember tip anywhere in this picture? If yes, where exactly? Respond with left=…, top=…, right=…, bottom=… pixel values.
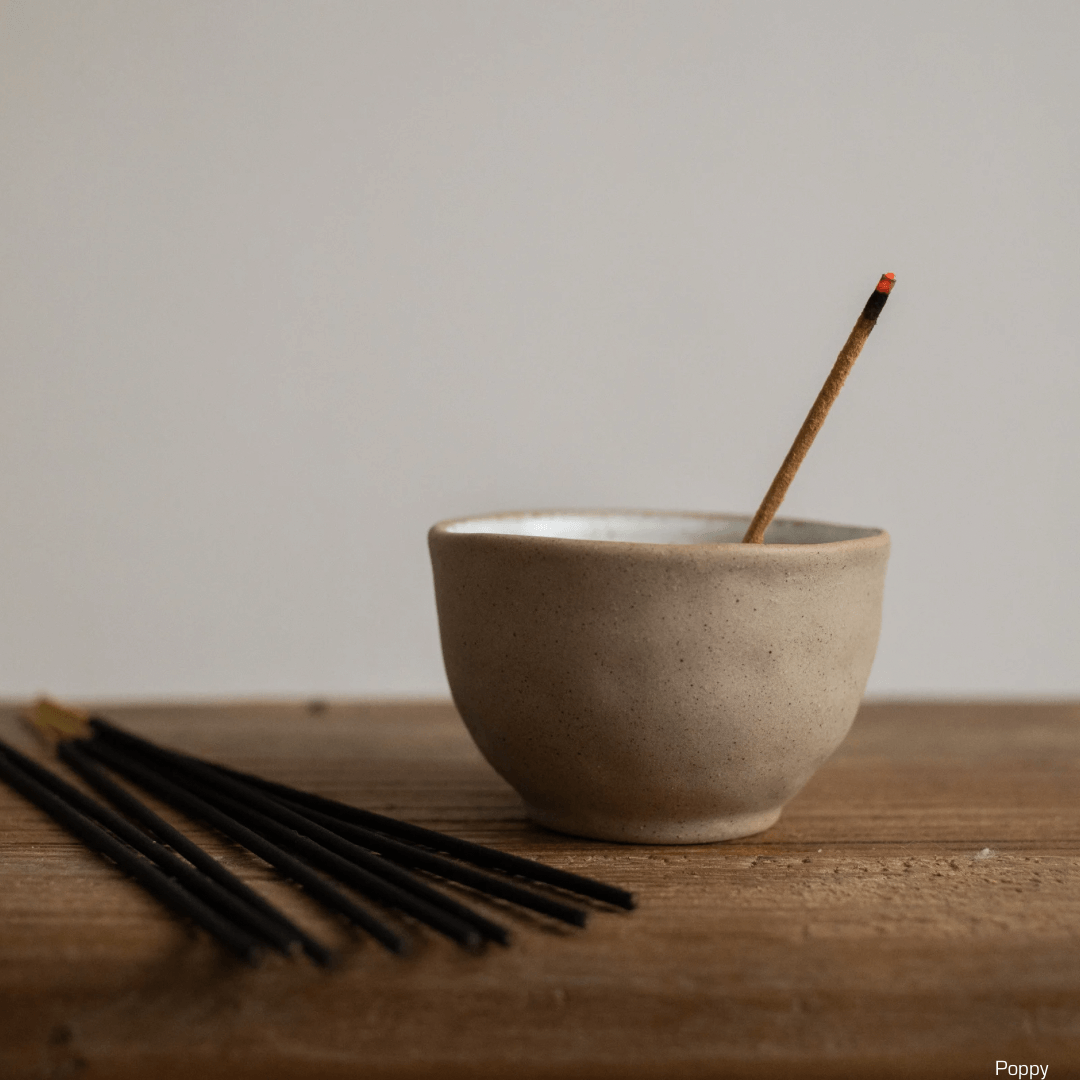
left=876, top=272, right=897, bottom=294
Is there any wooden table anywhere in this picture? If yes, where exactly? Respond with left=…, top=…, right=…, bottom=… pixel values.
left=1, top=701, right=1078, bottom=1079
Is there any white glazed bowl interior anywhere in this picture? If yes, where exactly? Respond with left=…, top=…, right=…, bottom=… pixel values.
left=443, top=510, right=880, bottom=546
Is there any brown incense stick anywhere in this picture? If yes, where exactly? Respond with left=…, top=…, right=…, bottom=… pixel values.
left=742, top=273, right=896, bottom=544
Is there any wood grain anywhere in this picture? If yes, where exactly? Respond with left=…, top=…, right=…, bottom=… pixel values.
left=1, top=700, right=1077, bottom=1079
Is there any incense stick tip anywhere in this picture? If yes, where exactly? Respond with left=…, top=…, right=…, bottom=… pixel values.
left=876, top=272, right=896, bottom=294
left=22, top=696, right=92, bottom=745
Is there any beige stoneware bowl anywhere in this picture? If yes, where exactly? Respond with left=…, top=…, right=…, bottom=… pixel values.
left=429, top=510, right=889, bottom=844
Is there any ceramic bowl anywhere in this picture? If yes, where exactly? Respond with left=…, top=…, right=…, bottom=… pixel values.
left=428, top=510, right=889, bottom=844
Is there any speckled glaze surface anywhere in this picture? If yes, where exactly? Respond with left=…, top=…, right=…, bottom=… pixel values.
left=428, top=510, right=890, bottom=844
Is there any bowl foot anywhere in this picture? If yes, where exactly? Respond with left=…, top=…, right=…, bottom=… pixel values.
left=523, top=803, right=783, bottom=845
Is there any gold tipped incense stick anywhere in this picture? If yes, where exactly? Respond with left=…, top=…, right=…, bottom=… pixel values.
left=742, top=273, right=896, bottom=544
left=25, top=696, right=91, bottom=743
left=9, top=695, right=635, bottom=955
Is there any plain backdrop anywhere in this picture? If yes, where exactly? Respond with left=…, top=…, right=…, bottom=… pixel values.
left=1, top=1, right=1077, bottom=701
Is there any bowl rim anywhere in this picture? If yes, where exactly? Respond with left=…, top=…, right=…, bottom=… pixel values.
left=429, top=508, right=889, bottom=555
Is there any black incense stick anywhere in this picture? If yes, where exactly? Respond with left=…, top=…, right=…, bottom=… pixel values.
left=0, top=741, right=263, bottom=965
left=134, top=754, right=488, bottom=949
left=97, top=734, right=585, bottom=931
left=5, top=739, right=306, bottom=959
left=56, top=739, right=335, bottom=966
left=118, top=749, right=518, bottom=942
left=78, top=738, right=408, bottom=954
left=21, top=698, right=636, bottom=968
left=265, top=790, right=589, bottom=927
left=88, top=717, right=636, bottom=910
left=222, top=766, right=636, bottom=909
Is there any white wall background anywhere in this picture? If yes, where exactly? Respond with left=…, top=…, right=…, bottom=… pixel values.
left=1, top=1, right=1077, bottom=701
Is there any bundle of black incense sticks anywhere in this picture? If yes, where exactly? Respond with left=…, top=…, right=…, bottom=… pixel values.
left=1, top=705, right=634, bottom=966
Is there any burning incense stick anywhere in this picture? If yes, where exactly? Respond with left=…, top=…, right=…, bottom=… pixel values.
left=742, top=273, right=897, bottom=545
